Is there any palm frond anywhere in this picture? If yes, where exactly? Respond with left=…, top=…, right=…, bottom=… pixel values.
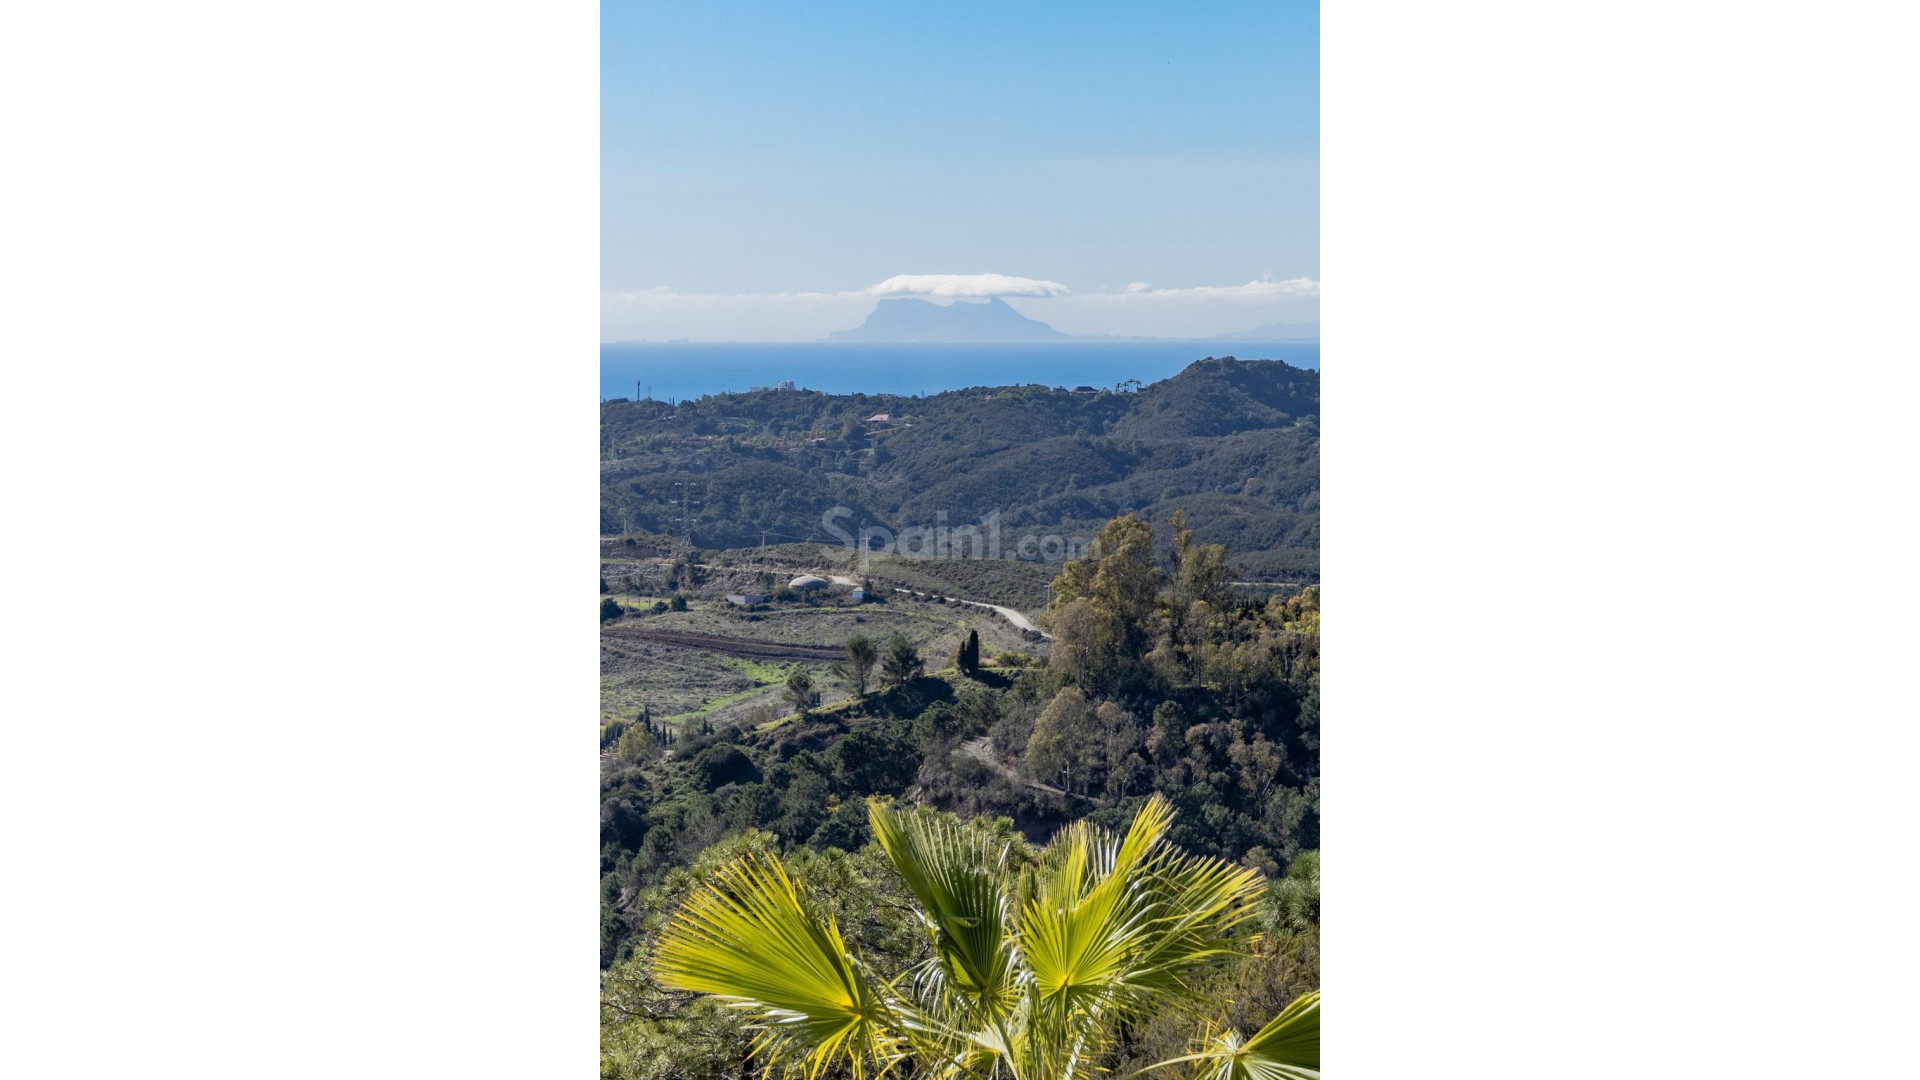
left=1141, top=991, right=1320, bottom=1080
left=1024, top=795, right=1234, bottom=1006
left=653, top=852, right=901, bottom=1078
left=868, top=799, right=1020, bottom=1018
left=1122, top=846, right=1266, bottom=998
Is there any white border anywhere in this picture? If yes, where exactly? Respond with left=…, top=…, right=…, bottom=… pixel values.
left=3, top=2, right=599, bottom=1075
left=1330, top=0, right=1920, bottom=1074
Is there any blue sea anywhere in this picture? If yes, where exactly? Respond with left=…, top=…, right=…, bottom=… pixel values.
left=600, top=341, right=1319, bottom=403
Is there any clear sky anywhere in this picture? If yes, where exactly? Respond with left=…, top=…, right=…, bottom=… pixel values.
left=602, top=0, right=1318, bottom=341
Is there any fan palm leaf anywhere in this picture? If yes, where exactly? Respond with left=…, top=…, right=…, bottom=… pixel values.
left=868, top=800, right=1020, bottom=1018
left=652, top=852, right=902, bottom=1078
left=652, top=793, right=1299, bottom=1080
left=1142, top=991, right=1320, bottom=1080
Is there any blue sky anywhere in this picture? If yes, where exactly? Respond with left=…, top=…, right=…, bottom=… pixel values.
left=602, top=0, right=1318, bottom=340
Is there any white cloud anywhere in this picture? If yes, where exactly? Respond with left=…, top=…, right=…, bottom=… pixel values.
left=602, top=271, right=1071, bottom=309
left=860, top=273, right=1071, bottom=298
left=1085, top=276, right=1321, bottom=303
left=600, top=274, right=1320, bottom=340
left=602, top=286, right=844, bottom=307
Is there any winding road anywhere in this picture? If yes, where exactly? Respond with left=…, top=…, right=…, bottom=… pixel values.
left=682, top=559, right=1051, bottom=639
left=826, top=575, right=1050, bottom=639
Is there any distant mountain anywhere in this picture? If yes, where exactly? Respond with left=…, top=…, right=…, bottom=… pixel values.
left=1209, top=320, right=1319, bottom=341
left=827, top=297, right=1070, bottom=343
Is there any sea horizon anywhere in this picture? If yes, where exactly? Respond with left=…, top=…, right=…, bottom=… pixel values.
left=601, top=340, right=1320, bottom=402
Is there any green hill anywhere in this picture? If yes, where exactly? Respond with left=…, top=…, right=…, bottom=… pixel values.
left=601, top=356, right=1319, bottom=580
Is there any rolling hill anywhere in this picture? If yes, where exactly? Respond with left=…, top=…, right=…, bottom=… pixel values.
left=600, top=356, right=1319, bottom=580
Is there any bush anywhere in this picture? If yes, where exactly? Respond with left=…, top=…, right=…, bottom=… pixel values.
left=600, top=597, right=623, bottom=622
left=808, top=796, right=871, bottom=852
left=691, top=745, right=760, bottom=791
left=670, top=593, right=688, bottom=612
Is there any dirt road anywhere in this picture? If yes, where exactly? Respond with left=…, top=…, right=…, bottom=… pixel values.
left=826, top=575, right=1051, bottom=640
left=957, top=736, right=1085, bottom=800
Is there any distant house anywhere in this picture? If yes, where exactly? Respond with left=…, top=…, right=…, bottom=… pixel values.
left=726, top=593, right=766, bottom=608
left=788, top=575, right=829, bottom=591
left=850, top=587, right=865, bottom=602
left=750, top=379, right=798, bottom=392
left=865, top=413, right=893, bottom=424
left=1070, top=386, right=1099, bottom=394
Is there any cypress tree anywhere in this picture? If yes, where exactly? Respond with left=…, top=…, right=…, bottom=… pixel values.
left=957, top=629, right=981, bottom=673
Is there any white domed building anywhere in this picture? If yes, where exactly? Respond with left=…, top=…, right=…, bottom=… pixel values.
left=788, top=574, right=829, bottom=592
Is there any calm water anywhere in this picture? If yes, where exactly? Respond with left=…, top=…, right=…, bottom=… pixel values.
left=600, top=341, right=1319, bottom=402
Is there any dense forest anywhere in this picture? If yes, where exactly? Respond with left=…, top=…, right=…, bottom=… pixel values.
left=601, top=357, right=1319, bottom=581
left=599, top=511, right=1320, bottom=1078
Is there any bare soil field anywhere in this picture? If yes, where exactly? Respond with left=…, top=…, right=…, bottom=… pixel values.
left=601, top=625, right=847, bottom=662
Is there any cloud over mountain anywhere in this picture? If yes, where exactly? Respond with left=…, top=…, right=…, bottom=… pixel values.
left=860, top=273, right=1070, bottom=298
left=600, top=274, right=1320, bottom=341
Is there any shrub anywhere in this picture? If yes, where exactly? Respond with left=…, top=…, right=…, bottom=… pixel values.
left=691, top=745, right=761, bottom=791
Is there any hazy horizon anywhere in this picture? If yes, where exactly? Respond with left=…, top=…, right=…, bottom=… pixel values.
left=603, top=296, right=1318, bottom=344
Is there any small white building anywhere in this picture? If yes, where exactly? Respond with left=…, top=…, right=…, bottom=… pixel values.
left=850, top=587, right=865, bottom=602
left=865, top=413, right=892, bottom=424
left=788, top=575, right=829, bottom=592
left=726, top=593, right=766, bottom=607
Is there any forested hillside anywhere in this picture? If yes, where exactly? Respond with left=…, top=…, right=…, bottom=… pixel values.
left=601, top=357, right=1319, bottom=580
left=599, top=511, right=1319, bottom=1078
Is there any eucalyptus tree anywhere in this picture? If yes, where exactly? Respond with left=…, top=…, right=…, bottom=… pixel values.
left=653, top=795, right=1319, bottom=1079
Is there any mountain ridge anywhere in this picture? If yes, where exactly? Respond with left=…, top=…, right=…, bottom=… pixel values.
left=600, top=356, right=1319, bottom=580
left=826, top=297, right=1071, bottom=343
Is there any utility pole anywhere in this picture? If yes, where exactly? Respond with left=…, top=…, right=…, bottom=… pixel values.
left=672, top=481, right=703, bottom=553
